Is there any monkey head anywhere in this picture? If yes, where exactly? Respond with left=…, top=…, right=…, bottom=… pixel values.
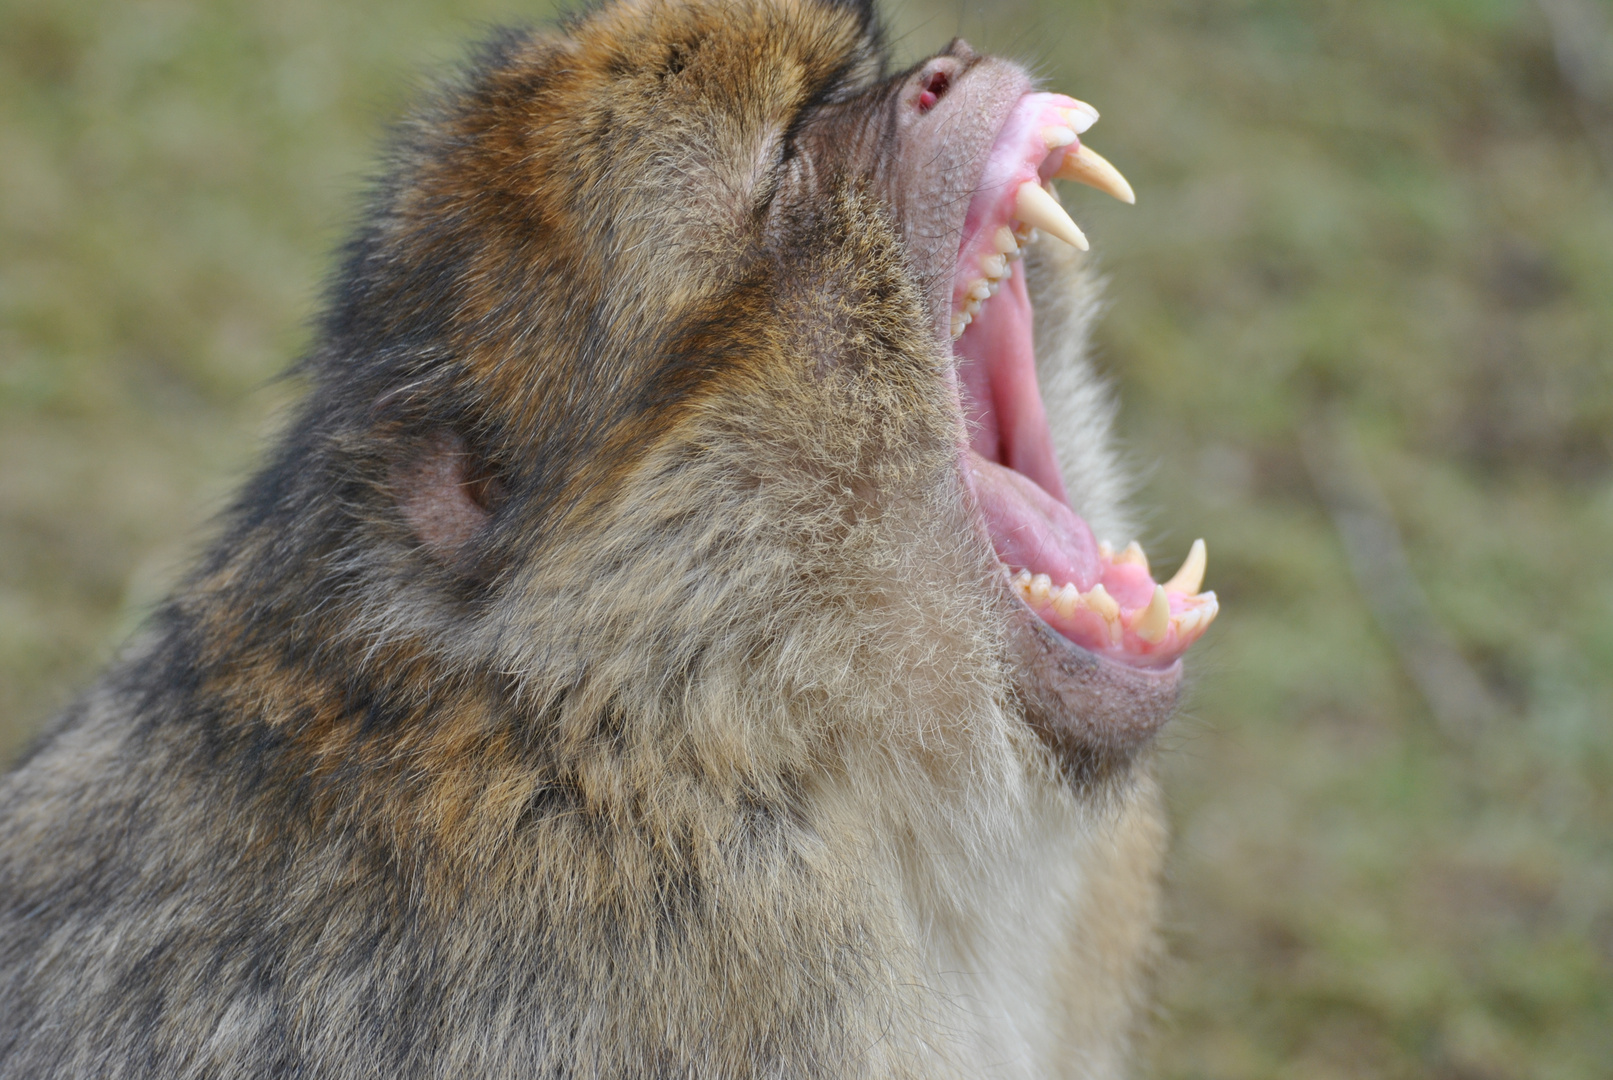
left=317, top=0, right=1216, bottom=794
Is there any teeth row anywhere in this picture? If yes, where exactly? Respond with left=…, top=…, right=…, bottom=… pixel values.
left=951, top=103, right=1134, bottom=339
left=1010, top=569, right=1219, bottom=649
left=951, top=231, right=1025, bottom=338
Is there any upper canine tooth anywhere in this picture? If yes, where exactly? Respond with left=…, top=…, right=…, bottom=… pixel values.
left=1135, top=585, right=1170, bottom=644
left=1015, top=182, right=1088, bottom=252
left=1162, top=538, right=1207, bottom=595
left=1055, top=144, right=1136, bottom=205
left=1042, top=125, right=1077, bottom=149
left=1116, top=541, right=1149, bottom=573
left=993, top=226, right=1020, bottom=255
left=980, top=253, right=1007, bottom=279
left=1062, top=101, right=1099, bottom=134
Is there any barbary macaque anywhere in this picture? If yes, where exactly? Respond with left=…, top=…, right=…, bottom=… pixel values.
left=0, top=0, right=1217, bottom=1075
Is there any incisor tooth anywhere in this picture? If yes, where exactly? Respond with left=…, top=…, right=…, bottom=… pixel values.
left=1015, top=182, right=1088, bottom=252
left=1135, top=585, right=1170, bottom=644
left=1098, top=540, right=1115, bottom=561
left=1062, top=101, right=1099, bottom=134
left=1042, top=125, right=1077, bottom=149
left=1162, top=538, right=1207, bottom=595
left=1115, top=541, right=1149, bottom=573
left=993, top=226, right=1020, bottom=255
left=1055, top=144, right=1136, bottom=205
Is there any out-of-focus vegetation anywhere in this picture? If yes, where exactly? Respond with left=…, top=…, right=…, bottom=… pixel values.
left=2, top=0, right=1610, bottom=1075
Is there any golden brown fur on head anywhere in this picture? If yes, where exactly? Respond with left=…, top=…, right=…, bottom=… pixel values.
left=0, top=1, right=1170, bottom=1076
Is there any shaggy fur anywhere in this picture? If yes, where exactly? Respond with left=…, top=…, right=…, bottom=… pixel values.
left=0, top=1, right=1167, bottom=1076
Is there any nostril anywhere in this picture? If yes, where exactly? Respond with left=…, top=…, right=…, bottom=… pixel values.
left=916, top=69, right=951, bottom=113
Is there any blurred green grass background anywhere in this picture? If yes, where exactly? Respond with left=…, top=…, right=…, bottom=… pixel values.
left=2, top=0, right=1611, bottom=1075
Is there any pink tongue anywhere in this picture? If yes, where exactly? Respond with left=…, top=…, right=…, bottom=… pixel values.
left=968, top=451, right=1102, bottom=591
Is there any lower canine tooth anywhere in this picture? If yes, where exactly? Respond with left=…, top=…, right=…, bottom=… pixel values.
left=1135, top=585, right=1170, bottom=645
left=1016, top=181, right=1089, bottom=252
left=1162, top=538, right=1207, bottom=595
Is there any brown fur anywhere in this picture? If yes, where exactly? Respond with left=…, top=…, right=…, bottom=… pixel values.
left=0, top=1, right=1170, bottom=1075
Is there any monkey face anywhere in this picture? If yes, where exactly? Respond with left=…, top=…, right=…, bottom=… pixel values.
left=360, top=0, right=1214, bottom=782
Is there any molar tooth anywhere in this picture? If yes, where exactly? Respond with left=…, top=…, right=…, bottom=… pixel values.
left=1015, top=182, right=1088, bottom=252
left=950, top=312, right=970, bottom=338
left=993, top=226, right=1020, bottom=255
left=969, top=279, right=992, bottom=302
left=1115, top=541, right=1150, bottom=574
left=1029, top=573, right=1053, bottom=608
left=986, top=278, right=1001, bottom=297
left=1062, top=101, right=1099, bottom=134
left=964, top=297, right=982, bottom=317
left=1052, top=583, right=1080, bottom=619
left=1042, top=124, right=1077, bottom=149
left=980, top=253, right=1007, bottom=279
left=1162, top=538, right=1207, bottom=595
left=1055, top=144, right=1136, bottom=205
left=1135, top=585, right=1170, bottom=645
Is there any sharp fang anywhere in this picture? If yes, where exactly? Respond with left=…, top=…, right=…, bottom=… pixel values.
left=1015, top=182, right=1088, bottom=252
left=1162, top=538, right=1207, bottom=595
left=1042, top=125, right=1077, bottom=149
left=1115, top=541, right=1149, bottom=573
left=1062, top=101, right=1099, bottom=134
left=1055, top=144, right=1136, bottom=205
left=993, top=226, right=1020, bottom=255
left=1135, top=585, right=1170, bottom=644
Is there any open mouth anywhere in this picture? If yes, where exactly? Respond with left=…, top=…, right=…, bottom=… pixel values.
left=952, top=93, right=1218, bottom=670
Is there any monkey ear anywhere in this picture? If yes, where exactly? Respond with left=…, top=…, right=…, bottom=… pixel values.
left=390, top=431, right=499, bottom=563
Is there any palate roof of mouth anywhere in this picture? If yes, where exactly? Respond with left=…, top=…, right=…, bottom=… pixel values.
left=952, top=92, right=1216, bottom=669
